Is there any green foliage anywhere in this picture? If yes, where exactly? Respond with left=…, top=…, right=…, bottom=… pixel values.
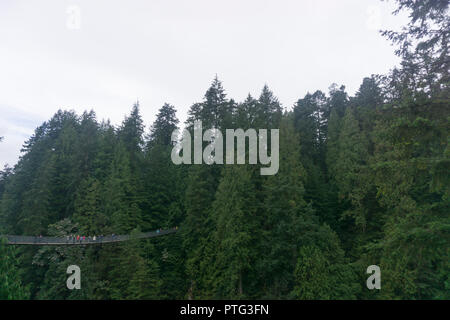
left=211, top=165, right=260, bottom=299
left=0, top=1, right=448, bottom=300
left=0, top=238, right=30, bottom=299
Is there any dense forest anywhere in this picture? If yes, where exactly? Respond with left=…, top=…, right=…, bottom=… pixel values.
left=0, top=0, right=448, bottom=300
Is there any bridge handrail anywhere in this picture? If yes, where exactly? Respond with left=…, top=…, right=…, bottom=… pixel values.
left=1, top=228, right=178, bottom=245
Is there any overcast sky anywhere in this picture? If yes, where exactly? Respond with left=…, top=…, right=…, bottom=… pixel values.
left=0, top=0, right=409, bottom=168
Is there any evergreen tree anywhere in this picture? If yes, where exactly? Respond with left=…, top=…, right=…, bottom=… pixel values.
left=334, top=107, right=370, bottom=230
left=181, top=165, right=218, bottom=299
left=0, top=238, right=29, bottom=299
left=258, top=116, right=307, bottom=298
left=146, top=103, right=179, bottom=149
left=211, top=165, right=260, bottom=299
left=108, top=231, right=161, bottom=300
left=104, top=142, right=142, bottom=234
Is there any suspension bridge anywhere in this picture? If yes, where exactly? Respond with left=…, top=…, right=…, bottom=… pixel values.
left=1, top=228, right=178, bottom=246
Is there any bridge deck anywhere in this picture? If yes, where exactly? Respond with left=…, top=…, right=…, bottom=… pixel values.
left=1, top=229, right=178, bottom=245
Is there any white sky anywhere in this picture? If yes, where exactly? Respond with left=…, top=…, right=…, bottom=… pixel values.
left=0, top=0, right=409, bottom=168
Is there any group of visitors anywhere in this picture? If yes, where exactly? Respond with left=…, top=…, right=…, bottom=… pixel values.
left=66, top=234, right=107, bottom=243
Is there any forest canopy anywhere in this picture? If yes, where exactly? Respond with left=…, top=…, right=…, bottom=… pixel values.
left=0, top=0, right=448, bottom=300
